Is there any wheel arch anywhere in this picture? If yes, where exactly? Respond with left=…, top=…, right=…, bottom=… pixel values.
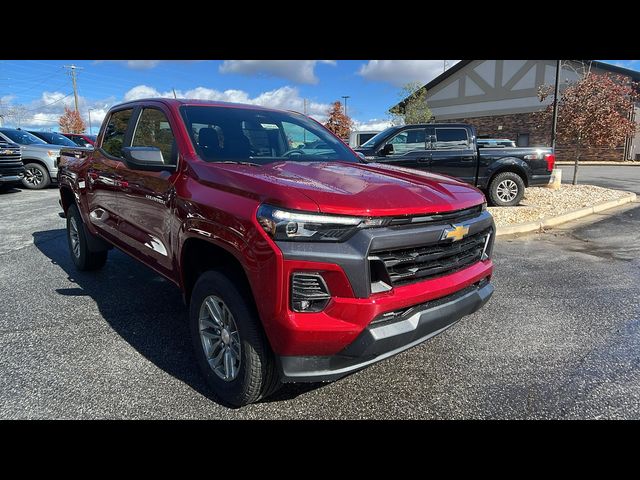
left=180, top=236, right=254, bottom=308
left=21, top=157, right=52, bottom=173
left=59, top=186, right=76, bottom=213
left=487, top=160, right=530, bottom=188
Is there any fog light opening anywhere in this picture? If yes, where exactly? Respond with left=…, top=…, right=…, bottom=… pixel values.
left=290, top=272, right=331, bottom=313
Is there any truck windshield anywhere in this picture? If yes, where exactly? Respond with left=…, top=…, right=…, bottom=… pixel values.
left=360, top=127, right=398, bottom=148
left=181, top=106, right=360, bottom=164
left=31, top=131, right=78, bottom=147
left=0, top=129, right=47, bottom=145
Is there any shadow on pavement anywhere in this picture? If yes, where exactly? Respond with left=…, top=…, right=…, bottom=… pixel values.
left=0, top=186, right=22, bottom=195
left=33, top=228, right=323, bottom=406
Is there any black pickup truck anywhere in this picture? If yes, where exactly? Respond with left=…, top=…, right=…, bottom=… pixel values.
left=354, top=123, right=554, bottom=206
left=0, top=139, right=24, bottom=188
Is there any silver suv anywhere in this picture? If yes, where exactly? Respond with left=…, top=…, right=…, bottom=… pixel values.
left=0, top=128, right=61, bottom=189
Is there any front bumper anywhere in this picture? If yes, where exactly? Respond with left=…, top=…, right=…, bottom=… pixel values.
left=279, top=279, right=493, bottom=382
left=0, top=174, right=24, bottom=183
left=529, top=173, right=552, bottom=186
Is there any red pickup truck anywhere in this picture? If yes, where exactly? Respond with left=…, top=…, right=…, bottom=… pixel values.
left=58, top=99, right=495, bottom=407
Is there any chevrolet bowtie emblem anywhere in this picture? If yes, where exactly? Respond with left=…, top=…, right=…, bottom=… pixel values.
left=441, top=224, right=470, bottom=242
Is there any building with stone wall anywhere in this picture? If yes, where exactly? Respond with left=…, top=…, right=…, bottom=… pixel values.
left=394, top=60, right=640, bottom=161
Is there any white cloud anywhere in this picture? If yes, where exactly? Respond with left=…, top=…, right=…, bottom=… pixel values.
left=358, top=60, right=460, bottom=87
left=0, top=90, right=113, bottom=131
left=126, top=60, right=161, bottom=69
left=123, top=85, right=163, bottom=101
left=353, top=119, right=393, bottom=131
left=122, top=84, right=332, bottom=122
left=219, top=60, right=336, bottom=84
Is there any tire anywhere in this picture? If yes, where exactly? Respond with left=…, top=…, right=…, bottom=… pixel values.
left=190, top=270, right=280, bottom=407
left=21, top=162, right=51, bottom=190
left=66, top=204, right=108, bottom=271
left=488, top=171, right=526, bottom=207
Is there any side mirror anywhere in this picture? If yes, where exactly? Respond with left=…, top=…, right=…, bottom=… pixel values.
left=380, top=143, right=394, bottom=156
left=122, top=146, right=176, bottom=172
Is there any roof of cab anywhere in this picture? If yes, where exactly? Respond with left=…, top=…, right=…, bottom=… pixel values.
left=112, top=97, right=284, bottom=112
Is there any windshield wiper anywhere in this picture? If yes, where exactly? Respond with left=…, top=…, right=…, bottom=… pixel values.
left=213, top=160, right=261, bottom=167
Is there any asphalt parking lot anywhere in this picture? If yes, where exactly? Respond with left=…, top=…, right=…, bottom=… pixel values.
left=1, top=168, right=639, bottom=419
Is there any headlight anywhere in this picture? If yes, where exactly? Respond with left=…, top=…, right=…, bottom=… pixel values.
left=47, top=150, right=59, bottom=158
left=257, top=204, right=387, bottom=242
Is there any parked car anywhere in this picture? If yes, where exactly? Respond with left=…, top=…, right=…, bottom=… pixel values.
left=355, top=123, right=554, bottom=207
left=348, top=130, right=380, bottom=148
left=0, top=128, right=61, bottom=190
left=28, top=130, right=83, bottom=148
left=0, top=139, right=24, bottom=189
left=62, top=133, right=96, bottom=147
left=477, top=138, right=517, bottom=148
left=58, top=99, right=495, bottom=406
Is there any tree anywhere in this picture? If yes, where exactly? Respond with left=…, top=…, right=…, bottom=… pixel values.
left=324, top=101, right=353, bottom=139
left=537, top=72, right=637, bottom=184
left=58, top=107, right=86, bottom=134
left=389, top=81, right=433, bottom=125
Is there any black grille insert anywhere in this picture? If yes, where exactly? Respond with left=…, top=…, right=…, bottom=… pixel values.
left=370, top=227, right=492, bottom=287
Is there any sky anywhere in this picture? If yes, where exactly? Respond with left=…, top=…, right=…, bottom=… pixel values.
left=0, top=60, right=638, bottom=133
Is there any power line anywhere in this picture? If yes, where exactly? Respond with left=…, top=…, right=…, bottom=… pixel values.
left=19, top=92, right=74, bottom=112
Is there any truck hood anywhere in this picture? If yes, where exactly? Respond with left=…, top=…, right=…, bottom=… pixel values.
left=194, top=160, right=485, bottom=217
left=19, top=143, right=61, bottom=154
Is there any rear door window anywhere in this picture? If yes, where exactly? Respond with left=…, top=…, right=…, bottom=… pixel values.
left=434, top=128, right=469, bottom=150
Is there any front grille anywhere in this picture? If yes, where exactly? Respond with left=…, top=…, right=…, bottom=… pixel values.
left=370, top=227, right=492, bottom=287
left=0, top=155, right=22, bottom=162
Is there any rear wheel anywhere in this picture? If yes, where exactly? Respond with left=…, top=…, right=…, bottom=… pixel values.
left=66, top=204, right=108, bottom=271
left=488, top=171, right=525, bottom=207
left=190, top=270, right=279, bottom=407
left=21, top=163, right=51, bottom=190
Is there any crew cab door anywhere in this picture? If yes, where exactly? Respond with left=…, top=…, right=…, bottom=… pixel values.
left=428, top=127, right=477, bottom=184
left=85, top=107, right=134, bottom=242
left=115, top=106, right=180, bottom=278
left=374, top=127, right=431, bottom=169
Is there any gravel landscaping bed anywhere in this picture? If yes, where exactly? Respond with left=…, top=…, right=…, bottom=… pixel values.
left=488, top=184, right=632, bottom=227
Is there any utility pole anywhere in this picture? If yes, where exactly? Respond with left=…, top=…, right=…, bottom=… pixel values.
left=88, top=108, right=93, bottom=135
left=550, top=59, right=561, bottom=152
left=303, top=99, right=308, bottom=143
left=342, top=95, right=350, bottom=117
left=63, top=64, right=83, bottom=112
left=172, top=88, right=177, bottom=99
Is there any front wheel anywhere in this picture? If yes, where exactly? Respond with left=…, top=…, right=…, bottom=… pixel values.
left=21, top=163, right=51, bottom=190
left=190, top=270, right=279, bottom=407
left=488, top=171, right=525, bottom=207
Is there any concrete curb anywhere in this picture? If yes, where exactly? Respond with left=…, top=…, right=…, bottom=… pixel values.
left=495, top=192, right=637, bottom=237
